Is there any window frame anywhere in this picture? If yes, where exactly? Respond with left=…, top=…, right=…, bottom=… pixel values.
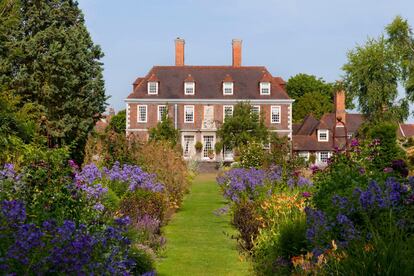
left=184, top=82, right=195, bottom=95
left=147, top=82, right=158, bottom=95
left=157, top=105, right=167, bottom=122
left=318, top=129, right=329, bottom=142
left=223, top=105, right=234, bottom=122
left=184, top=105, right=195, bottom=123
left=182, top=135, right=195, bottom=158
left=270, top=105, right=281, bottom=124
left=223, top=82, right=234, bottom=95
left=319, top=151, right=331, bottom=163
left=137, top=105, right=148, bottom=123
left=260, top=82, right=271, bottom=95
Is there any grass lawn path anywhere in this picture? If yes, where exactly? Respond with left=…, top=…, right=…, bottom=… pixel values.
left=157, top=173, right=251, bottom=276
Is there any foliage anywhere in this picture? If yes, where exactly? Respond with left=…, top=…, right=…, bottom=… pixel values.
left=0, top=0, right=107, bottom=162
left=217, top=102, right=268, bottom=149
left=293, top=91, right=333, bottom=122
left=0, top=200, right=135, bottom=274
left=232, top=199, right=261, bottom=251
left=286, top=74, right=343, bottom=123
left=0, top=159, right=156, bottom=274
left=239, top=141, right=266, bottom=169
left=253, top=192, right=309, bottom=275
left=84, top=132, right=190, bottom=210
left=364, top=121, right=406, bottom=169
left=286, top=73, right=333, bottom=100
left=217, top=166, right=313, bottom=259
left=108, top=110, right=126, bottom=134
left=195, top=141, right=203, bottom=152
left=149, top=111, right=179, bottom=146
left=386, top=16, right=414, bottom=101
left=343, top=16, right=414, bottom=123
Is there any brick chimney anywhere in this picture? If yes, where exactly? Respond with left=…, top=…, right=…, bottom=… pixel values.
left=232, top=39, right=242, bottom=67
left=335, top=89, right=346, bottom=124
left=175, top=38, right=185, bottom=66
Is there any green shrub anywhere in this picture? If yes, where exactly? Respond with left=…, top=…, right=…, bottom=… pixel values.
left=239, top=142, right=266, bottom=169
left=127, top=244, right=156, bottom=275
left=102, top=188, right=121, bottom=212
left=253, top=217, right=308, bottom=275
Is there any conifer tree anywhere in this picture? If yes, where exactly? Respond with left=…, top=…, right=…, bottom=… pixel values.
left=0, top=0, right=107, bottom=161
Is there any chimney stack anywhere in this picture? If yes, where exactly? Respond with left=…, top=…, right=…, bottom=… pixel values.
left=175, top=38, right=185, bottom=66
left=232, top=39, right=242, bottom=67
left=335, top=89, right=346, bottom=124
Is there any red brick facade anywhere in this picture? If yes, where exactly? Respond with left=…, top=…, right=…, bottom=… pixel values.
left=125, top=39, right=294, bottom=161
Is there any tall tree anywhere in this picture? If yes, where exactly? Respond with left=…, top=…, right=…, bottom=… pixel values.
left=149, top=111, right=179, bottom=146
left=217, top=102, right=268, bottom=149
left=343, top=16, right=414, bottom=123
left=286, top=73, right=335, bottom=122
left=0, top=0, right=107, bottom=161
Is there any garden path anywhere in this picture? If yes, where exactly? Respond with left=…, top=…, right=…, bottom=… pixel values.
left=157, top=173, right=251, bottom=276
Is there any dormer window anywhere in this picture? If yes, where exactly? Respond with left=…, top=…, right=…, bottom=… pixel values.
left=260, top=82, right=271, bottom=95
left=223, top=82, right=234, bottom=95
left=184, top=82, right=195, bottom=95
left=147, top=82, right=158, bottom=95
left=318, top=130, right=329, bottom=142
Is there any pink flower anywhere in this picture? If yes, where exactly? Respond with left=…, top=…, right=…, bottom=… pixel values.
left=383, top=167, right=393, bottom=173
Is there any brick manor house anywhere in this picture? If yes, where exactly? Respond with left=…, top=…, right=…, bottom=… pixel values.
left=125, top=38, right=294, bottom=161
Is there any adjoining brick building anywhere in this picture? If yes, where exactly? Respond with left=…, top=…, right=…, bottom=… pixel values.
left=292, top=90, right=365, bottom=165
left=125, top=38, right=294, bottom=162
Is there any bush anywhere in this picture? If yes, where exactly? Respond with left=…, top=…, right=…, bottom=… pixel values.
left=232, top=199, right=262, bottom=251
left=84, top=133, right=190, bottom=210
left=252, top=192, right=309, bottom=275
left=120, top=190, right=167, bottom=224
left=239, top=141, right=266, bottom=169
left=128, top=244, right=156, bottom=275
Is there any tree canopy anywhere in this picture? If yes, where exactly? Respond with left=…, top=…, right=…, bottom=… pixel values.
left=217, top=102, right=268, bottom=149
left=286, top=73, right=334, bottom=122
left=108, top=110, right=126, bottom=134
left=0, top=0, right=107, bottom=162
left=343, top=16, right=414, bottom=123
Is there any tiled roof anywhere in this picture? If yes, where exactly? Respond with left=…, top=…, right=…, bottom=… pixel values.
left=127, top=66, right=290, bottom=100
left=399, top=124, right=414, bottom=137
left=294, top=115, right=319, bottom=135
left=293, top=113, right=365, bottom=152
left=317, top=113, right=365, bottom=133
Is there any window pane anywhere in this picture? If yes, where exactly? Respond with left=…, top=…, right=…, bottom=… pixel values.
left=271, top=106, right=280, bottom=123
left=138, top=106, right=147, bottom=122
left=185, top=106, right=194, bottom=123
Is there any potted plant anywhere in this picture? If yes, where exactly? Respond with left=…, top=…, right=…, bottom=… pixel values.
left=207, top=149, right=214, bottom=159
left=195, top=141, right=203, bottom=152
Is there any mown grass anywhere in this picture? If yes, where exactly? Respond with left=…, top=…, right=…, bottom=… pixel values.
left=157, top=173, right=251, bottom=276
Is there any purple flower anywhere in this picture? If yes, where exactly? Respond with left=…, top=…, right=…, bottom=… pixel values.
left=302, top=191, right=312, bottom=198
left=115, top=216, right=131, bottom=227
left=93, top=203, right=105, bottom=212
left=350, top=139, right=359, bottom=147
left=383, top=167, right=393, bottom=173
left=1, top=200, right=26, bottom=223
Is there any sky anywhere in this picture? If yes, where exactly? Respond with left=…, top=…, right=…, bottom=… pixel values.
left=77, top=0, right=414, bottom=118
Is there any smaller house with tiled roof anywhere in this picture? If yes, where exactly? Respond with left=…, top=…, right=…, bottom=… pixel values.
left=125, top=38, right=294, bottom=162
left=292, top=90, right=364, bottom=165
